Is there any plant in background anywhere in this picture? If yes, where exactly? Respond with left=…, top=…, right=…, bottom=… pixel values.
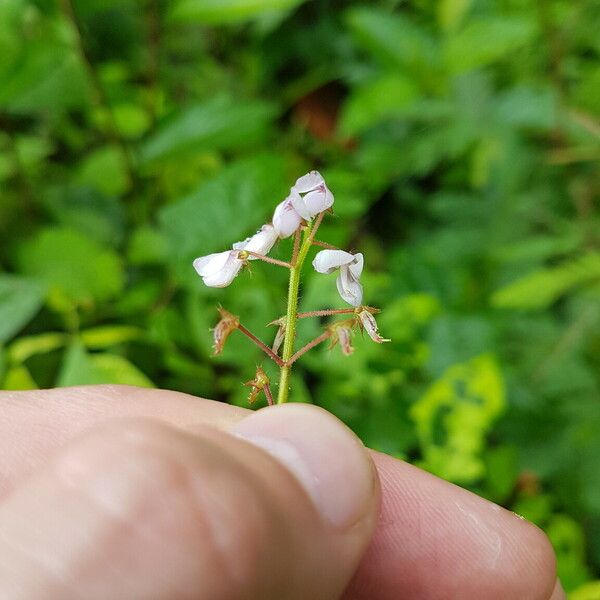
left=193, top=171, right=389, bottom=405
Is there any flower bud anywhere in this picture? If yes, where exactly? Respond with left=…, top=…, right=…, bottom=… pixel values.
left=212, top=307, right=240, bottom=355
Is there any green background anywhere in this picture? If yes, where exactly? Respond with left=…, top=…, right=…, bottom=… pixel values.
left=0, top=0, right=599, bottom=593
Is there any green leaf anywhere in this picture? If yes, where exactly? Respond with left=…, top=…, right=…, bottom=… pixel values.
left=77, top=146, right=129, bottom=197
left=570, top=581, right=600, bottom=600
left=7, top=332, right=69, bottom=364
left=3, top=364, right=38, bottom=390
left=339, top=75, right=420, bottom=137
left=492, top=253, right=600, bottom=310
left=57, top=343, right=153, bottom=388
left=0, top=275, right=46, bottom=344
left=444, top=17, right=536, bottom=73
left=80, top=325, right=143, bottom=349
left=141, top=96, right=277, bottom=164
left=411, top=354, right=505, bottom=483
left=346, top=8, right=437, bottom=71
left=169, top=0, right=306, bottom=24
left=18, top=228, right=125, bottom=307
left=158, top=153, right=289, bottom=282
left=91, top=354, right=154, bottom=388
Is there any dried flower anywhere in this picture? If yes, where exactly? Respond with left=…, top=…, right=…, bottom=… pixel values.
left=211, top=307, right=240, bottom=355
left=312, top=249, right=364, bottom=307
left=358, top=308, right=390, bottom=344
left=328, top=319, right=355, bottom=356
left=268, top=316, right=287, bottom=355
left=243, top=366, right=272, bottom=405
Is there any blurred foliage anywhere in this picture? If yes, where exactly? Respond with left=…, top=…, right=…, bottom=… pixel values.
left=0, top=0, right=599, bottom=590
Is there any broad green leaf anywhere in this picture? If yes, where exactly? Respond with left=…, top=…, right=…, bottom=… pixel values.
left=411, top=354, right=505, bottom=483
left=77, top=146, right=129, bottom=196
left=8, top=332, right=69, bottom=364
left=437, top=0, right=472, bottom=31
left=346, top=8, right=437, bottom=71
left=3, top=365, right=37, bottom=390
left=18, top=228, right=124, bottom=307
left=444, top=17, right=536, bottom=73
left=57, top=342, right=107, bottom=387
left=492, top=253, right=600, bottom=310
left=570, top=581, right=600, bottom=600
left=169, top=0, right=306, bottom=24
left=141, top=96, right=277, bottom=164
left=0, top=275, right=46, bottom=343
left=339, top=75, right=419, bottom=137
left=91, top=354, right=154, bottom=388
left=158, top=153, right=289, bottom=282
left=80, top=325, right=143, bottom=349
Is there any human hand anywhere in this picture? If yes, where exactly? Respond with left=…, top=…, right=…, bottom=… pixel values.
left=0, top=386, right=562, bottom=599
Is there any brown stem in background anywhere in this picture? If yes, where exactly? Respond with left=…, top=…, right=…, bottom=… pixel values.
left=312, top=239, right=338, bottom=250
left=307, top=212, right=325, bottom=245
left=286, top=331, right=331, bottom=366
left=238, top=324, right=285, bottom=366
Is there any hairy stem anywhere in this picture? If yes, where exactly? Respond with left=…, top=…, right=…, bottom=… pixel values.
left=297, top=308, right=356, bottom=319
left=277, top=224, right=315, bottom=403
left=242, top=251, right=292, bottom=269
left=286, top=331, right=331, bottom=367
left=238, top=324, right=285, bottom=367
left=263, top=383, right=274, bottom=406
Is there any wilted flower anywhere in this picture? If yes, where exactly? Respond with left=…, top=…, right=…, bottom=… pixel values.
left=358, top=308, right=390, bottom=344
left=291, top=171, right=334, bottom=220
left=328, top=320, right=355, bottom=356
left=312, top=249, right=364, bottom=307
left=244, top=366, right=272, bottom=404
left=194, top=224, right=278, bottom=287
left=268, top=316, right=287, bottom=355
left=211, top=307, right=240, bottom=355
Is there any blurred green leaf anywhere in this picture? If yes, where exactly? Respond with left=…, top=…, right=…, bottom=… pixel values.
left=80, top=325, right=143, bottom=349
left=169, top=0, right=306, bottom=24
left=141, top=96, right=277, bottom=163
left=18, top=228, right=125, bottom=307
left=7, top=332, right=69, bottom=364
left=444, top=17, right=536, bottom=73
left=0, top=275, right=46, bottom=344
left=492, top=253, right=600, bottom=310
left=3, top=364, right=38, bottom=390
left=91, top=354, right=154, bottom=387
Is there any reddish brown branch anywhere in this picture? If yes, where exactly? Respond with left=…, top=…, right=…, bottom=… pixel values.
left=286, top=331, right=331, bottom=366
left=237, top=324, right=285, bottom=366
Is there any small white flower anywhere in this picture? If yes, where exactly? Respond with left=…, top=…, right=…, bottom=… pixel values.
left=291, top=170, right=334, bottom=219
left=272, top=192, right=303, bottom=238
left=194, top=224, right=278, bottom=287
left=193, top=250, right=243, bottom=288
left=312, top=249, right=364, bottom=307
left=233, top=224, right=278, bottom=258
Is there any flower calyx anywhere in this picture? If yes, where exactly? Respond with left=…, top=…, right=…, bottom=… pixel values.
left=212, top=307, right=240, bottom=355
left=356, top=307, right=390, bottom=344
left=327, top=319, right=356, bottom=356
left=243, top=366, right=273, bottom=405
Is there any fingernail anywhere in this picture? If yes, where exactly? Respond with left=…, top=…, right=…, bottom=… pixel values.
left=232, top=404, right=376, bottom=529
left=549, top=579, right=566, bottom=600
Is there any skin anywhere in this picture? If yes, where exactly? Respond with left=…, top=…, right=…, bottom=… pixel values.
left=0, top=385, right=563, bottom=600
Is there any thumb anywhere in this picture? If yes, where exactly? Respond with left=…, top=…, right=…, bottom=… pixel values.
left=0, top=404, right=379, bottom=600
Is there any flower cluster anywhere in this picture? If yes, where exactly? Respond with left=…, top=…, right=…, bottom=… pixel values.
left=192, top=170, right=389, bottom=405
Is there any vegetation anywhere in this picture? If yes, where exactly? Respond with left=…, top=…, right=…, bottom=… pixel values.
left=0, top=0, right=598, bottom=592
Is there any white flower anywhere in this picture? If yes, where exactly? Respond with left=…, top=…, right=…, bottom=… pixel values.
left=193, top=250, right=242, bottom=288
left=312, top=249, right=364, bottom=307
left=194, top=224, right=278, bottom=287
left=272, top=192, right=303, bottom=239
left=233, top=224, right=278, bottom=258
left=291, top=171, right=334, bottom=219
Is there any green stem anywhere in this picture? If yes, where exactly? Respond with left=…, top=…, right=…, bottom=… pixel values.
left=277, top=225, right=314, bottom=403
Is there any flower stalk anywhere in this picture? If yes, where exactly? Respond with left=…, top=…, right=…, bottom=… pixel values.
left=193, top=170, right=389, bottom=405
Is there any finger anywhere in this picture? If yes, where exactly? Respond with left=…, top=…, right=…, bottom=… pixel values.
left=0, top=406, right=378, bottom=600
left=1, top=386, right=557, bottom=599
left=343, top=451, right=557, bottom=600
left=0, top=385, right=249, bottom=496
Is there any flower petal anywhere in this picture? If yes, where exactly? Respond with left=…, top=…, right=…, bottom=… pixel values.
left=193, top=251, right=232, bottom=277
left=290, top=190, right=312, bottom=220
left=358, top=310, right=390, bottom=343
left=348, top=252, right=364, bottom=279
left=197, top=252, right=243, bottom=287
left=303, top=185, right=334, bottom=217
left=336, top=266, right=363, bottom=307
left=234, top=224, right=278, bottom=257
left=293, top=170, right=324, bottom=193
left=312, top=249, right=356, bottom=274
left=273, top=197, right=303, bottom=239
